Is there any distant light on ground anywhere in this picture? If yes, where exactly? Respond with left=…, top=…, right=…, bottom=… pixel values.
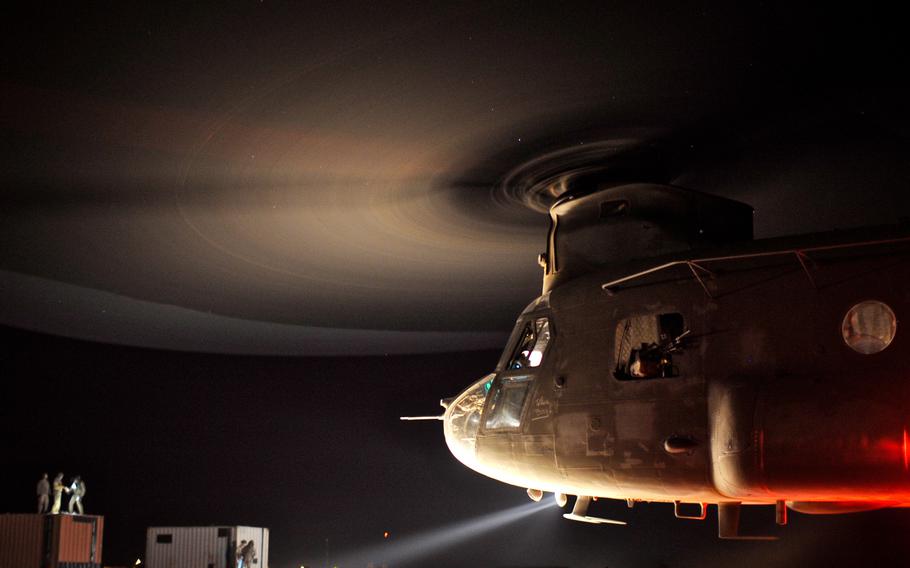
left=332, top=501, right=553, bottom=567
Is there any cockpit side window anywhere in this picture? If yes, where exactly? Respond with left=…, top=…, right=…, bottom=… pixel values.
left=614, top=313, right=687, bottom=380
left=507, top=317, right=551, bottom=369
left=484, top=316, right=549, bottom=431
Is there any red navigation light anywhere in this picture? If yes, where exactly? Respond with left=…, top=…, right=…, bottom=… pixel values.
left=903, top=428, right=909, bottom=472
left=383, top=531, right=390, bottom=539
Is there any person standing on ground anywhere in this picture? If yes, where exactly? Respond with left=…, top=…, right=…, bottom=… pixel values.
left=237, top=540, right=256, bottom=568
left=236, top=540, right=248, bottom=568
left=36, top=473, right=50, bottom=514
left=241, top=540, right=256, bottom=568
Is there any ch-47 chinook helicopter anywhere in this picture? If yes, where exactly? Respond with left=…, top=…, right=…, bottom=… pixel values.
left=404, top=181, right=910, bottom=539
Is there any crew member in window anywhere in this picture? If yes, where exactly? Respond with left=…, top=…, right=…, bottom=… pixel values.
left=629, top=345, right=660, bottom=378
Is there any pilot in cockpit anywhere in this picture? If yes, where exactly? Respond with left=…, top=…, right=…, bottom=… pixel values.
left=510, top=325, right=537, bottom=369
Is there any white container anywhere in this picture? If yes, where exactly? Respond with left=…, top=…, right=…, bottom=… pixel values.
left=145, top=526, right=269, bottom=568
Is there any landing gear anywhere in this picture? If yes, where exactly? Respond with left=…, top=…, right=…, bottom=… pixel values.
left=717, top=502, right=778, bottom=540
left=562, top=495, right=627, bottom=525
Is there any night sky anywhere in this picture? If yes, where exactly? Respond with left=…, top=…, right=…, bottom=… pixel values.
left=3, top=2, right=910, bottom=567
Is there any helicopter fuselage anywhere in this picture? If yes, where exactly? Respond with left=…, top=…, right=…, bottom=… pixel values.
left=443, top=201, right=910, bottom=519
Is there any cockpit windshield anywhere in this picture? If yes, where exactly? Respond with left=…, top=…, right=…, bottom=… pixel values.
left=443, top=374, right=494, bottom=469
left=507, top=317, right=550, bottom=369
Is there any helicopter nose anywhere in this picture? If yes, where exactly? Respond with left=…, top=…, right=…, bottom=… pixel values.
left=443, top=373, right=494, bottom=471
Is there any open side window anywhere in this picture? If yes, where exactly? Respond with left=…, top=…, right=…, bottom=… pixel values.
left=614, top=312, right=688, bottom=380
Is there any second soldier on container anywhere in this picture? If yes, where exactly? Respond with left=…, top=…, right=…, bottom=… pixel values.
left=50, top=473, right=65, bottom=514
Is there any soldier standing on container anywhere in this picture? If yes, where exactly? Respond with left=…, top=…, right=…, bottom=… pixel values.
left=50, top=473, right=65, bottom=514
left=67, top=476, right=85, bottom=514
left=36, top=473, right=50, bottom=514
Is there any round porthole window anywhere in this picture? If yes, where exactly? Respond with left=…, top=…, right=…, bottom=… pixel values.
left=842, top=300, right=897, bottom=354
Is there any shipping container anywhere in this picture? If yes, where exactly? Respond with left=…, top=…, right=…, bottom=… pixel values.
left=0, top=514, right=104, bottom=568
left=145, top=526, right=269, bottom=568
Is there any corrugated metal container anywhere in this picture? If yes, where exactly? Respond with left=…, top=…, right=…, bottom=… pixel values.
left=0, top=514, right=43, bottom=568
left=0, top=514, right=104, bottom=568
left=145, top=526, right=269, bottom=568
left=51, top=514, right=104, bottom=567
